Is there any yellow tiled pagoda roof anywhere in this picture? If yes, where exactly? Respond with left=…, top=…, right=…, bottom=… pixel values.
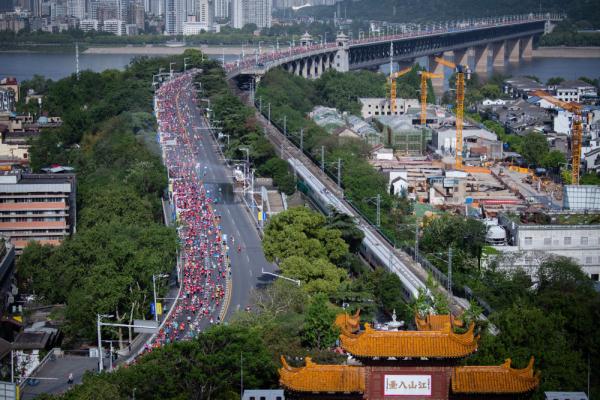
left=334, top=310, right=361, bottom=334
left=452, top=357, right=540, bottom=394
left=415, top=314, right=463, bottom=331
left=279, top=356, right=365, bottom=393
left=340, top=322, right=478, bottom=359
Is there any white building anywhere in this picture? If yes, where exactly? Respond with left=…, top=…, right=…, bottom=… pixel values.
left=231, top=0, right=270, bottom=29
left=79, top=18, right=99, bottom=31
left=431, top=126, right=497, bottom=153
left=165, top=0, right=185, bottom=34
left=489, top=213, right=600, bottom=281
left=553, top=109, right=572, bottom=135
left=183, top=21, right=206, bottom=34
left=481, top=99, right=506, bottom=106
left=214, top=0, right=229, bottom=18
left=244, top=0, right=271, bottom=28
left=66, top=0, right=85, bottom=19
left=555, top=80, right=598, bottom=103
left=230, top=0, right=243, bottom=28
left=102, top=18, right=123, bottom=35
left=196, top=0, right=213, bottom=27
left=125, top=23, right=138, bottom=35
left=358, top=97, right=419, bottom=119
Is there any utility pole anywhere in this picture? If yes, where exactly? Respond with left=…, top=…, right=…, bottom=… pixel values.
left=337, top=158, right=342, bottom=187
left=300, top=128, right=304, bottom=152
left=268, top=103, right=271, bottom=124
left=259, top=96, right=262, bottom=113
left=415, top=223, right=419, bottom=258
left=321, top=146, right=325, bottom=171
left=75, top=42, right=80, bottom=81
left=376, top=194, right=381, bottom=227
left=447, top=247, right=453, bottom=299
left=283, top=115, right=287, bottom=136
left=240, top=353, right=244, bottom=399
left=152, top=274, right=158, bottom=323
left=97, top=314, right=103, bottom=372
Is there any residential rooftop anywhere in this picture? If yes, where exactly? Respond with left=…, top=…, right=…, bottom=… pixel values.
left=503, top=212, right=600, bottom=226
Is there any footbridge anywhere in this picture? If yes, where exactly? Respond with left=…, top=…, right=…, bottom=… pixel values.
left=226, top=13, right=563, bottom=92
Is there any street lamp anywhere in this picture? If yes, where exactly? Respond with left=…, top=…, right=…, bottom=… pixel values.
left=183, top=57, right=190, bottom=72
left=152, top=273, right=169, bottom=323
left=239, top=147, right=250, bottom=193
left=97, top=313, right=114, bottom=372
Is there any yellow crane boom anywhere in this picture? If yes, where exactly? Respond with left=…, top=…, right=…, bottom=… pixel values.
left=434, top=57, right=471, bottom=170
left=531, top=90, right=583, bottom=185
left=389, top=66, right=413, bottom=114
left=417, top=71, right=443, bottom=125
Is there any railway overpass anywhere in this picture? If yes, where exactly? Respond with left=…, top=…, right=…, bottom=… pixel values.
left=226, top=13, right=562, bottom=93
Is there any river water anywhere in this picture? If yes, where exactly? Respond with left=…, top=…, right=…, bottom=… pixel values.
left=1, top=50, right=599, bottom=83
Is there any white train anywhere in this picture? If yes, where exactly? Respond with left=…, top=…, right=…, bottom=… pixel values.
left=287, top=158, right=424, bottom=299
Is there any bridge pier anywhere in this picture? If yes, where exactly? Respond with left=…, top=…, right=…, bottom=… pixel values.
left=302, top=59, right=309, bottom=78
left=507, top=39, right=520, bottom=63
left=453, top=49, right=469, bottom=67
left=492, top=41, right=506, bottom=68
left=315, top=56, right=324, bottom=78
left=520, top=36, right=533, bottom=60
left=473, top=44, right=489, bottom=75
left=294, top=60, right=301, bottom=76
left=428, top=54, right=446, bottom=97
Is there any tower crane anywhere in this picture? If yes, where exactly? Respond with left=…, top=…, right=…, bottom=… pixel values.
left=531, top=90, right=583, bottom=185
left=434, top=57, right=471, bottom=170
left=389, top=66, right=413, bottom=114
left=417, top=71, right=443, bottom=125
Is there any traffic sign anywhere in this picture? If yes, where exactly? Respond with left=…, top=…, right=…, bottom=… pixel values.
left=133, top=320, right=158, bottom=334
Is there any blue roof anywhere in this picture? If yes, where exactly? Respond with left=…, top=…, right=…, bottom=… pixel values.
left=526, top=96, right=541, bottom=104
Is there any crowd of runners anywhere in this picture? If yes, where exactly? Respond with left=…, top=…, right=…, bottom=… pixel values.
left=148, top=72, right=231, bottom=349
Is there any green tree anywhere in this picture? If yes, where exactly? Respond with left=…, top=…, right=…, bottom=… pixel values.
left=325, top=210, right=365, bottom=253
left=370, top=269, right=411, bottom=321
left=263, top=207, right=348, bottom=264
left=480, top=83, right=502, bottom=99
left=547, top=77, right=565, bottom=86
left=520, top=132, right=549, bottom=166
left=542, top=150, right=567, bottom=169
left=302, top=293, right=339, bottom=349
left=280, top=256, right=347, bottom=296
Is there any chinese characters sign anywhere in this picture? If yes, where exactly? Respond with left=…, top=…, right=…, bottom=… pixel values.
left=384, top=375, right=432, bottom=396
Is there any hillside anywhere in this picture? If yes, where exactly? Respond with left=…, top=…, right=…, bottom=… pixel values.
left=298, top=0, right=600, bottom=29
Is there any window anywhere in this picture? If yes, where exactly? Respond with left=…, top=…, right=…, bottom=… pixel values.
left=543, top=237, right=551, bottom=246
left=592, top=274, right=599, bottom=281
left=581, top=236, right=588, bottom=245
left=586, top=256, right=593, bottom=264
left=260, top=397, right=266, bottom=400
left=524, top=237, right=532, bottom=245
left=564, top=236, right=572, bottom=245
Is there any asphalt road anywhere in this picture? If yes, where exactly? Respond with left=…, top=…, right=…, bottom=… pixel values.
left=179, top=87, right=276, bottom=322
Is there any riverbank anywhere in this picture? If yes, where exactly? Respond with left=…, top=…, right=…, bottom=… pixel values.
left=534, top=46, right=600, bottom=58
left=83, top=45, right=249, bottom=55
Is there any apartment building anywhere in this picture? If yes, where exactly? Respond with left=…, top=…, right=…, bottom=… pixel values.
left=555, top=80, right=597, bottom=103
left=490, top=212, right=600, bottom=281
left=0, top=172, right=76, bottom=253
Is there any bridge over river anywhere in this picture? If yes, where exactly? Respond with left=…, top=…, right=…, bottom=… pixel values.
left=226, top=13, right=562, bottom=94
